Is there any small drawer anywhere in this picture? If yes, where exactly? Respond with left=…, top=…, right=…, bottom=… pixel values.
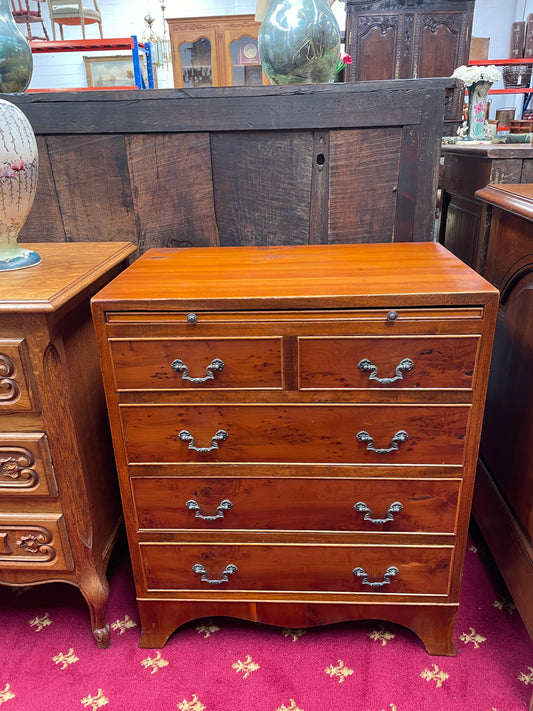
left=0, top=339, right=37, bottom=413
left=298, top=336, right=480, bottom=390
left=140, top=542, right=453, bottom=595
left=121, top=404, right=470, bottom=466
left=109, top=337, right=283, bottom=390
left=132, top=476, right=460, bottom=534
left=0, top=513, right=74, bottom=571
left=0, top=433, right=57, bottom=497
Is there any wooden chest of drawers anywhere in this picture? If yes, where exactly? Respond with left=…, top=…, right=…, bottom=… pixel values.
left=91, top=243, right=498, bottom=654
left=0, top=242, right=136, bottom=648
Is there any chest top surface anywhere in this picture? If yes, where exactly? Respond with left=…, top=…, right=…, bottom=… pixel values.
left=0, top=242, right=136, bottom=313
left=91, top=243, right=498, bottom=311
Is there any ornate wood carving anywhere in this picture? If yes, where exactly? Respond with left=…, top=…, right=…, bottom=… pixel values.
left=0, top=354, right=20, bottom=405
left=423, top=15, right=460, bottom=35
left=358, top=16, right=399, bottom=38
left=0, top=446, right=39, bottom=490
left=0, top=525, right=56, bottom=563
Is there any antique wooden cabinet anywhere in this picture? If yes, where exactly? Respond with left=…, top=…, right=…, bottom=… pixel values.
left=470, top=184, right=533, bottom=645
left=438, top=144, right=533, bottom=273
left=343, top=0, right=475, bottom=129
left=0, top=241, right=136, bottom=648
left=9, top=80, right=457, bottom=251
left=92, top=242, right=497, bottom=653
left=167, top=15, right=266, bottom=89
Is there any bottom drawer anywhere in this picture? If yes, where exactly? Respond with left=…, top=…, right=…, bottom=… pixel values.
left=0, top=513, right=74, bottom=571
left=140, top=543, right=452, bottom=595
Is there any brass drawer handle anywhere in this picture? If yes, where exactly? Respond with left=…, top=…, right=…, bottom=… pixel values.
left=179, top=429, right=228, bottom=453
left=186, top=498, right=233, bottom=521
left=354, top=501, right=403, bottom=524
left=353, top=565, right=399, bottom=588
left=192, top=563, right=238, bottom=585
left=356, top=429, right=408, bottom=455
left=358, top=357, right=414, bottom=385
left=171, top=357, right=225, bottom=384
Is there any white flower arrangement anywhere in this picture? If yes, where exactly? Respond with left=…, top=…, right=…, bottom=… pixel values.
left=451, top=64, right=502, bottom=86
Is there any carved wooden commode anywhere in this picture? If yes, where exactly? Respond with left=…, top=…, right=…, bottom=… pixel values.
left=0, top=242, right=136, bottom=648
left=91, top=242, right=497, bottom=653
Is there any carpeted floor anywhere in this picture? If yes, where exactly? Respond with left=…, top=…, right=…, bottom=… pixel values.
left=1, top=524, right=532, bottom=711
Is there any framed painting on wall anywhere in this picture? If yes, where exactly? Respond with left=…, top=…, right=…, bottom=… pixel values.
left=83, top=54, right=154, bottom=88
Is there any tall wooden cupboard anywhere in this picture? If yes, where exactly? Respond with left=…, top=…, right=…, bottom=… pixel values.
left=343, top=0, right=475, bottom=130
left=167, top=15, right=266, bottom=89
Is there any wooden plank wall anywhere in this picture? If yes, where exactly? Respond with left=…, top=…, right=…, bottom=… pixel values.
left=5, top=80, right=457, bottom=252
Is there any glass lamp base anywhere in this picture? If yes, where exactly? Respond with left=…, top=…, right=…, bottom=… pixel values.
left=0, top=247, right=41, bottom=271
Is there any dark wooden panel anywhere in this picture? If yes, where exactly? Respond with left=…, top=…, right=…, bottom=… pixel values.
left=328, top=128, right=401, bottom=244
left=8, top=82, right=454, bottom=133
left=441, top=195, right=479, bottom=268
left=46, top=134, right=136, bottom=243
left=127, top=133, right=218, bottom=251
left=415, top=14, right=463, bottom=79
left=22, top=137, right=65, bottom=242
left=210, top=131, right=313, bottom=247
left=356, top=17, right=399, bottom=81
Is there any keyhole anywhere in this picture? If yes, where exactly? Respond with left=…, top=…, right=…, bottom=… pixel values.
left=316, top=153, right=325, bottom=166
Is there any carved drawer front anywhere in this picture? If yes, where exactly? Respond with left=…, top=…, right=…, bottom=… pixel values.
left=132, top=476, right=460, bottom=534
left=140, top=543, right=453, bottom=595
left=109, top=338, right=283, bottom=390
left=0, top=339, right=36, bottom=412
left=120, top=404, right=470, bottom=466
left=298, top=336, right=480, bottom=390
left=0, top=514, right=74, bottom=571
left=0, top=434, right=57, bottom=497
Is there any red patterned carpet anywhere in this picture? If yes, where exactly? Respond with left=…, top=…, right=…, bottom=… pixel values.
left=1, top=526, right=532, bottom=711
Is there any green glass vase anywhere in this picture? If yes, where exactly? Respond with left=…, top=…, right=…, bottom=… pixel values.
left=258, top=0, right=340, bottom=85
left=0, top=0, right=33, bottom=93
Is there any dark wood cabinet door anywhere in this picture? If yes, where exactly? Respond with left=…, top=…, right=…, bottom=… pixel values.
left=344, top=0, right=474, bottom=127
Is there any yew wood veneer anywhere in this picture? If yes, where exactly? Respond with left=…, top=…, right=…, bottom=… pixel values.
left=0, top=242, right=136, bottom=648
left=91, top=242, right=498, bottom=654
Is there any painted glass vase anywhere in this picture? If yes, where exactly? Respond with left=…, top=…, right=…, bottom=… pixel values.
left=0, top=98, right=41, bottom=271
left=0, top=0, right=33, bottom=93
left=258, top=0, right=340, bottom=85
left=466, top=81, right=492, bottom=141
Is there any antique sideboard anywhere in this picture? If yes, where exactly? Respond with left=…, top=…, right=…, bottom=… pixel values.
left=91, top=242, right=497, bottom=654
left=5, top=79, right=457, bottom=251
left=438, top=143, right=533, bottom=273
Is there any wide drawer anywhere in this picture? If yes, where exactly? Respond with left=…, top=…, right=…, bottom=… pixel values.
left=109, top=337, right=283, bottom=390
left=0, top=513, right=74, bottom=571
left=298, top=336, right=479, bottom=390
left=120, top=404, right=470, bottom=465
left=0, top=433, right=57, bottom=497
left=132, top=476, right=460, bottom=533
left=139, top=543, right=452, bottom=595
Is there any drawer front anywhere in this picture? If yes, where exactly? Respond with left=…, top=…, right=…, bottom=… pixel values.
left=109, top=338, right=283, bottom=390
left=140, top=543, right=452, bottom=595
left=298, top=336, right=479, bottom=390
left=121, top=404, right=469, bottom=465
left=0, top=339, right=36, bottom=413
left=0, top=514, right=74, bottom=571
left=0, top=433, right=57, bottom=497
left=132, top=476, right=460, bottom=534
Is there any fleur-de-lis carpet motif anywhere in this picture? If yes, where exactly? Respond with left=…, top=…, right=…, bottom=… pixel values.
left=0, top=533, right=531, bottom=710
left=324, top=659, right=354, bottom=683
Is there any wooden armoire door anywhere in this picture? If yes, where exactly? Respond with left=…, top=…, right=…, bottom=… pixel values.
left=343, top=0, right=475, bottom=129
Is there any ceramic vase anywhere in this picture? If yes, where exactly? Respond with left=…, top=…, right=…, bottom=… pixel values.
left=466, top=81, right=492, bottom=141
left=258, top=0, right=340, bottom=85
left=0, top=0, right=33, bottom=93
left=0, top=98, right=40, bottom=271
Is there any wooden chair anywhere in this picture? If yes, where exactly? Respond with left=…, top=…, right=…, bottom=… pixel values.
left=46, top=0, right=102, bottom=40
left=10, top=0, right=49, bottom=41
